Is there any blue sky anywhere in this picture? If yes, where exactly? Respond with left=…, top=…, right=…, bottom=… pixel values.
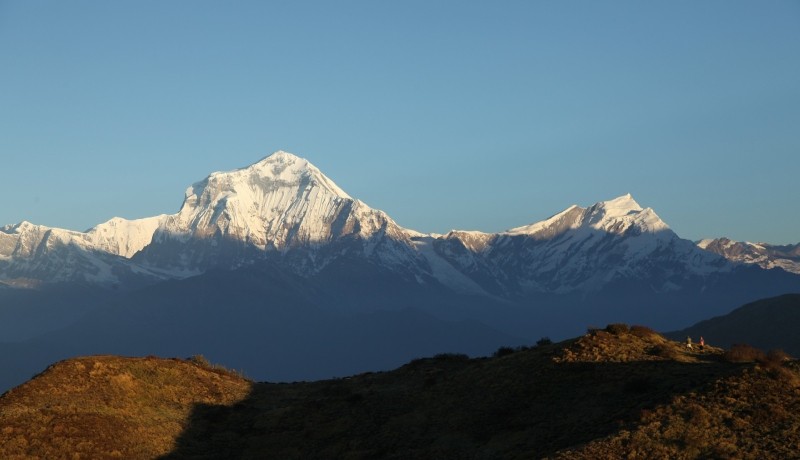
left=1, top=1, right=798, bottom=244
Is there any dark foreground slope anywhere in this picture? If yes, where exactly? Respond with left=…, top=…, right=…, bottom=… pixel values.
left=668, top=293, right=800, bottom=355
left=2, top=327, right=799, bottom=459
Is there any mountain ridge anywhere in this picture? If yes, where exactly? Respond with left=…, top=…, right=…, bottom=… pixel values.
left=697, top=237, right=800, bottom=274
left=0, top=151, right=737, bottom=293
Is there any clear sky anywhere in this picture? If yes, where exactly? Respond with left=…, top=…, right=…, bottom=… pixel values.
left=1, top=1, right=798, bottom=244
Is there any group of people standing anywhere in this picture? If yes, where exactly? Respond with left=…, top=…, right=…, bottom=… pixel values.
left=686, top=336, right=705, bottom=350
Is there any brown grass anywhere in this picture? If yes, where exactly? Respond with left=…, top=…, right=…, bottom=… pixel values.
left=0, top=356, right=251, bottom=459
left=724, top=343, right=766, bottom=363
left=1, top=330, right=798, bottom=459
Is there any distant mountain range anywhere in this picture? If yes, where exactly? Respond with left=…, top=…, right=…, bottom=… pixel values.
left=0, top=151, right=769, bottom=291
left=698, top=238, right=800, bottom=274
left=0, top=151, right=798, bottom=391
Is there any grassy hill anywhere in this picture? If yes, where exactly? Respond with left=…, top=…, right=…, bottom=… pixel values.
left=1, top=325, right=799, bottom=459
left=0, top=355, right=250, bottom=459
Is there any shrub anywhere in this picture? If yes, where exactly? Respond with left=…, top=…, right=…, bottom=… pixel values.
left=724, top=344, right=766, bottom=363
left=766, top=349, right=791, bottom=363
left=630, top=325, right=658, bottom=338
left=650, top=344, right=679, bottom=360
left=757, top=349, right=797, bottom=382
left=493, top=346, right=515, bottom=358
left=536, top=337, right=553, bottom=347
left=188, top=354, right=248, bottom=379
left=189, top=354, right=211, bottom=367
left=605, top=323, right=630, bottom=335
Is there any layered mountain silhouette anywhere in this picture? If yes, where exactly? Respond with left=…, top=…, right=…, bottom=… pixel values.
left=0, top=151, right=798, bottom=391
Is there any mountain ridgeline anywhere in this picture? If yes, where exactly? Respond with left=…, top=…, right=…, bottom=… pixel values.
left=0, top=151, right=798, bottom=391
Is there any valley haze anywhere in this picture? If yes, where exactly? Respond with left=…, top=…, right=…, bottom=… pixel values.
left=0, top=151, right=797, bottom=393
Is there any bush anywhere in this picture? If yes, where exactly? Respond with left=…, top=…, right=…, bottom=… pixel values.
left=724, top=344, right=766, bottom=363
left=766, top=349, right=791, bottom=363
left=536, top=337, right=553, bottom=347
left=756, top=349, right=797, bottom=382
left=630, top=325, right=658, bottom=338
left=188, top=354, right=248, bottom=379
left=605, top=323, right=630, bottom=335
left=493, top=346, right=515, bottom=358
left=650, top=344, right=679, bottom=360
left=189, top=354, right=211, bottom=367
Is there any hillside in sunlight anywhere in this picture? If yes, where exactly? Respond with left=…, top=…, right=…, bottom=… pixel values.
left=2, top=326, right=800, bottom=459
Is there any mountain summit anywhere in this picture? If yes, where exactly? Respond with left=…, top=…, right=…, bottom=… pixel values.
left=507, top=193, right=669, bottom=239
left=167, top=150, right=359, bottom=248
left=133, top=151, right=418, bottom=272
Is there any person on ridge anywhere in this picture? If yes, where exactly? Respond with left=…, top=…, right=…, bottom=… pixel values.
left=686, top=336, right=693, bottom=350
left=699, top=336, right=705, bottom=350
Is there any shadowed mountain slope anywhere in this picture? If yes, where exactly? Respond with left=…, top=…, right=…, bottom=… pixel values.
left=668, top=293, right=800, bottom=355
left=2, top=326, right=799, bottom=459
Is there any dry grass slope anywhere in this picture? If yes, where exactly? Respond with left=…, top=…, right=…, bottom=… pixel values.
left=1, top=326, right=798, bottom=459
left=0, top=356, right=251, bottom=459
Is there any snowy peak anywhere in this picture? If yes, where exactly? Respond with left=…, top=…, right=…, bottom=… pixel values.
left=506, top=194, right=669, bottom=239
left=239, top=150, right=351, bottom=199
left=507, top=205, right=584, bottom=239
left=160, top=151, right=410, bottom=252
left=586, top=193, right=641, bottom=221
left=584, top=194, right=668, bottom=235
left=1, top=221, right=39, bottom=235
left=181, top=151, right=350, bottom=213
left=87, top=215, right=169, bottom=258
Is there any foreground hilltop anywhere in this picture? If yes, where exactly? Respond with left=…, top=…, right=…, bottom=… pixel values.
left=1, top=327, right=799, bottom=459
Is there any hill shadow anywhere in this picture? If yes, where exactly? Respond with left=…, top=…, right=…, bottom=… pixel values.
left=161, top=354, right=745, bottom=459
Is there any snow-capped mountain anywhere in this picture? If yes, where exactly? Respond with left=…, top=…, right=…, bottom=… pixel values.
left=0, top=221, right=161, bottom=286
left=0, top=152, right=426, bottom=284
left=0, top=151, right=790, bottom=298
left=431, top=194, right=729, bottom=294
left=698, top=237, right=800, bottom=274
left=133, top=151, right=425, bottom=275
